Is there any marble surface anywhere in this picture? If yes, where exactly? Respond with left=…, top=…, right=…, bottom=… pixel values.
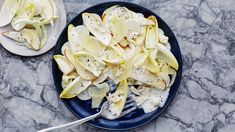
left=0, top=0, right=235, bottom=131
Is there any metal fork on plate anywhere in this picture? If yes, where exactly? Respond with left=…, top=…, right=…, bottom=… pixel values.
left=38, top=96, right=137, bottom=132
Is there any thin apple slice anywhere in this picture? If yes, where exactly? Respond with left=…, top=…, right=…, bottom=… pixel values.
left=0, top=0, right=21, bottom=27
left=82, top=13, right=112, bottom=46
left=2, top=31, right=25, bottom=43
left=60, top=77, right=91, bottom=98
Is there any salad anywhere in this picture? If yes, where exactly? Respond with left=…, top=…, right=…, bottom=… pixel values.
left=0, top=0, right=57, bottom=51
left=54, top=5, right=178, bottom=116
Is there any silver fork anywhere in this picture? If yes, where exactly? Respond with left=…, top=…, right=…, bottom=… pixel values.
left=38, top=97, right=137, bottom=132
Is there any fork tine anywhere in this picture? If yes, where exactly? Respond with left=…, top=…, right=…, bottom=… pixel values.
left=125, top=97, right=135, bottom=104
left=128, top=94, right=135, bottom=99
left=124, top=101, right=136, bottom=109
left=119, top=106, right=137, bottom=117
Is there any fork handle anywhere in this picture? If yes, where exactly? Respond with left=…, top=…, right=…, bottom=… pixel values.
left=38, top=112, right=101, bottom=132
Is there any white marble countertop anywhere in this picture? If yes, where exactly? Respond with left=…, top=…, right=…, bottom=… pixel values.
left=0, top=0, right=235, bottom=131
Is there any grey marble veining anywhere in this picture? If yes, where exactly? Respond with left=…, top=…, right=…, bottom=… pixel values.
left=0, top=0, right=235, bottom=131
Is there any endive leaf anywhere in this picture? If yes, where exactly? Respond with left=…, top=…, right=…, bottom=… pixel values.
left=145, top=25, right=157, bottom=49
left=110, top=17, right=127, bottom=45
left=64, top=47, right=96, bottom=80
left=158, top=28, right=169, bottom=44
left=89, top=83, right=109, bottom=108
left=0, top=0, right=21, bottom=27
left=74, top=52, right=106, bottom=76
left=54, top=55, right=75, bottom=75
left=40, top=0, right=57, bottom=26
left=62, top=71, right=78, bottom=84
left=132, top=12, right=155, bottom=25
left=20, top=29, right=40, bottom=50
left=130, top=67, right=166, bottom=90
left=2, top=31, right=25, bottom=43
left=124, top=19, right=142, bottom=37
left=82, top=13, right=111, bottom=46
left=143, top=50, right=160, bottom=73
left=102, top=5, right=132, bottom=25
left=60, top=77, right=91, bottom=98
left=68, top=24, right=89, bottom=53
left=79, top=35, right=106, bottom=57
left=107, top=79, right=128, bottom=116
left=11, top=3, right=35, bottom=31
left=61, top=42, right=70, bottom=55
left=132, top=52, right=148, bottom=68
left=68, top=24, right=89, bottom=45
left=145, top=16, right=159, bottom=49
left=77, top=88, right=91, bottom=101
left=157, top=44, right=179, bottom=70
left=92, top=67, right=109, bottom=86
left=100, top=45, right=125, bottom=64
left=26, top=0, right=42, bottom=15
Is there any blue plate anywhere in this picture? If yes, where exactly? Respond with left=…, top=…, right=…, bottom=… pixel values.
left=52, top=1, right=182, bottom=130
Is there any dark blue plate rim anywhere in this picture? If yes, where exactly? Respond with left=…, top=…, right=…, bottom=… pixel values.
left=52, top=1, right=182, bottom=131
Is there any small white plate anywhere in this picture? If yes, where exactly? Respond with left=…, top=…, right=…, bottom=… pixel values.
left=0, top=0, right=67, bottom=56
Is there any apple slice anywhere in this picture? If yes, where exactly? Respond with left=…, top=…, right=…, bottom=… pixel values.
left=0, top=0, right=21, bottom=27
